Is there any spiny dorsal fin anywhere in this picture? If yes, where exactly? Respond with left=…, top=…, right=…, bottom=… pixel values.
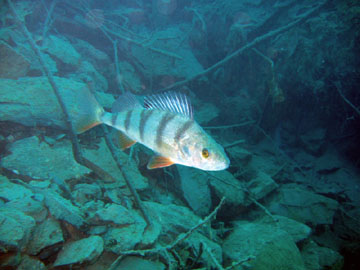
left=144, top=91, right=193, bottom=119
left=147, top=155, right=175, bottom=169
left=112, top=92, right=143, bottom=113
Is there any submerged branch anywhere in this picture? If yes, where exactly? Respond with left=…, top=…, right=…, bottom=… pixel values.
left=335, top=81, right=360, bottom=117
left=161, top=2, right=326, bottom=91
left=108, top=197, right=226, bottom=270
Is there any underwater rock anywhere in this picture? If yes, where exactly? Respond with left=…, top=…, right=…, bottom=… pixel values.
left=84, top=139, right=148, bottom=191
left=6, top=195, right=47, bottom=223
left=27, top=217, right=63, bottom=255
left=1, top=136, right=90, bottom=180
left=223, top=220, right=305, bottom=270
left=178, top=166, right=212, bottom=216
left=75, top=60, right=108, bottom=92
left=208, top=170, right=247, bottom=206
left=246, top=171, right=278, bottom=201
left=314, top=148, right=343, bottom=174
left=301, top=240, right=343, bottom=270
left=144, top=201, right=201, bottom=238
left=130, top=26, right=203, bottom=86
left=0, top=40, right=30, bottom=79
left=186, top=232, right=223, bottom=268
left=91, top=203, right=135, bottom=225
left=300, top=128, right=327, bottom=156
left=116, top=256, right=166, bottom=270
left=0, top=76, right=114, bottom=129
left=0, top=177, right=33, bottom=201
left=104, top=220, right=146, bottom=253
left=0, top=213, right=25, bottom=251
left=227, top=146, right=252, bottom=166
left=43, top=190, right=85, bottom=228
left=53, top=235, right=104, bottom=267
left=194, top=100, right=220, bottom=125
left=0, top=207, right=36, bottom=252
left=16, top=255, right=46, bottom=270
left=72, top=37, right=111, bottom=67
left=43, top=35, right=81, bottom=67
left=260, top=215, right=311, bottom=243
left=73, top=183, right=102, bottom=205
left=267, top=184, right=339, bottom=226
left=118, top=61, right=144, bottom=94
left=101, top=207, right=159, bottom=252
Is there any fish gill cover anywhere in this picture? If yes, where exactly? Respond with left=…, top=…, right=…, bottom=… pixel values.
left=0, top=0, right=359, bottom=269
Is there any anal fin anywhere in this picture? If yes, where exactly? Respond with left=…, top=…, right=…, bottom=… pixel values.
left=147, top=156, right=175, bottom=169
left=116, top=131, right=136, bottom=150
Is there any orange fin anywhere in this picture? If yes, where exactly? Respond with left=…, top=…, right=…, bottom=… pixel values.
left=147, top=156, right=175, bottom=169
left=117, top=131, right=136, bottom=150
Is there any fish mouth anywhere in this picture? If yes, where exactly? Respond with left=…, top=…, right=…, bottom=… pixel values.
left=207, top=156, right=230, bottom=171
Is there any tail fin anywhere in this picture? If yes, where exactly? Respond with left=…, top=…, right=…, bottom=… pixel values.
left=72, top=88, right=104, bottom=134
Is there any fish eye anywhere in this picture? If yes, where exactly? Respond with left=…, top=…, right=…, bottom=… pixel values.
left=202, top=148, right=209, bottom=158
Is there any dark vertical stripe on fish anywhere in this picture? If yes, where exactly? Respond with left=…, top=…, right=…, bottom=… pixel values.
left=174, top=119, right=194, bottom=142
left=111, top=112, right=118, bottom=126
left=139, top=109, right=154, bottom=142
left=124, top=110, right=132, bottom=132
left=156, top=112, right=176, bottom=148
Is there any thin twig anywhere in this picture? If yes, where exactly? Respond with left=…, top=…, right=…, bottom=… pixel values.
left=108, top=197, right=226, bottom=269
left=204, top=121, right=255, bottom=130
left=225, top=256, right=254, bottom=270
left=167, top=197, right=225, bottom=250
left=224, top=139, right=246, bottom=149
left=102, top=126, right=151, bottom=227
left=335, top=81, right=360, bottom=117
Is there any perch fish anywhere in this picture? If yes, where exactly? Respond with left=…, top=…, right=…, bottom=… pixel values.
left=74, top=91, right=229, bottom=171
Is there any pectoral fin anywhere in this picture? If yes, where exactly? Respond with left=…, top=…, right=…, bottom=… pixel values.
left=147, top=156, right=175, bottom=169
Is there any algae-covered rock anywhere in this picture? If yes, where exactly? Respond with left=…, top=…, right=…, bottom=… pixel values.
left=260, top=215, right=311, bottom=243
left=116, top=256, right=166, bottom=270
left=178, top=166, right=212, bottom=216
left=144, top=201, right=201, bottom=238
left=301, top=240, right=343, bottom=270
left=130, top=26, right=203, bottom=85
left=0, top=76, right=114, bottom=129
left=267, top=184, right=339, bottom=225
left=208, top=170, right=247, bottom=206
left=91, top=203, right=135, bottom=225
left=0, top=41, right=30, bottom=79
left=1, top=136, right=90, bottom=180
left=54, top=235, right=104, bottom=267
left=44, top=190, right=85, bottom=228
left=0, top=208, right=36, bottom=251
left=84, top=139, right=148, bottom=191
left=27, top=217, right=63, bottom=255
left=186, top=232, right=223, bottom=268
left=43, top=35, right=81, bottom=66
left=6, top=195, right=47, bottom=223
left=246, top=171, right=278, bottom=201
left=223, top=221, right=305, bottom=270
left=17, top=255, right=46, bottom=270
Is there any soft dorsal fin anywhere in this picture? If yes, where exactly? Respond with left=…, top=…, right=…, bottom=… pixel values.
left=144, top=91, right=193, bottom=118
left=112, top=92, right=143, bottom=113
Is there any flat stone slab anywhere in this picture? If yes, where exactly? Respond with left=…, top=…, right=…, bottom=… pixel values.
left=54, top=235, right=104, bottom=267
